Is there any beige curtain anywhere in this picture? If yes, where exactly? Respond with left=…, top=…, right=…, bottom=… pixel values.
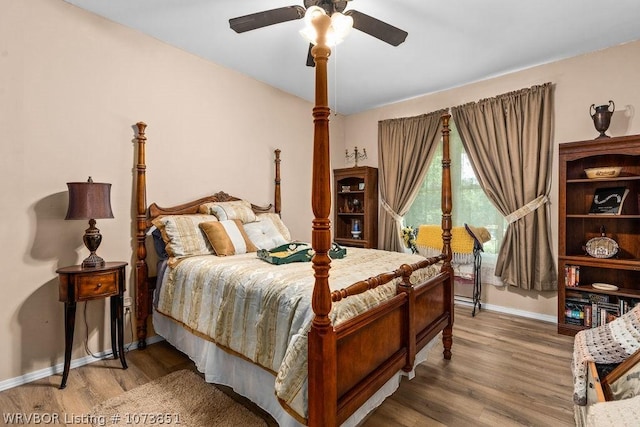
left=378, top=110, right=447, bottom=251
left=451, top=83, right=556, bottom=291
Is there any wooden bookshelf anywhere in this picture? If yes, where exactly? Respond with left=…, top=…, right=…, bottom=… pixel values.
left=333, top=167, right=378, bottom=248
left=557, top=134, right=640, bottom=335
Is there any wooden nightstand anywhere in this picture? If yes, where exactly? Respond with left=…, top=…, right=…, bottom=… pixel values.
left=57, top=261, right=128, bottom=389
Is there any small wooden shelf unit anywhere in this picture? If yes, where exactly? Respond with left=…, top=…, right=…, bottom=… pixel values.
left=333, top=166, right=378, bottom=249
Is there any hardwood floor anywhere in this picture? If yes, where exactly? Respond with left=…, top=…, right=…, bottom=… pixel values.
left=0, top=305, right=575, bottom=426
left=363, top=305, right=575, bottom=427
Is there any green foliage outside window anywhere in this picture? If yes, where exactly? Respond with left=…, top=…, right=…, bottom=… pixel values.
left=404, top=123, right=506, bottom=254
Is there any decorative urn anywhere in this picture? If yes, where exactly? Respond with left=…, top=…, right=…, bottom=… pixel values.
left=589, top=100, right=615, bottom=139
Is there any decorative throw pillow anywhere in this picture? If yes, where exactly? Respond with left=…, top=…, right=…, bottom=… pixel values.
left=199, top=219, right=257, bottom=256
left=243, top=213, right=292, bottom=250
left=198, top=200, right=257, bottom=224
left=151, top=214, right=217, bottom=258
left=151, top=227, right=169, bottom=260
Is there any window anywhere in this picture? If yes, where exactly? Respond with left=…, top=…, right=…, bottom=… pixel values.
left=404, top=122, right=506, bottom=254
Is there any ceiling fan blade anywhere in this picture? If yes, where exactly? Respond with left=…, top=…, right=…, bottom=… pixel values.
left=229, top=6, right=306, bottom=33
left=345, top=10, right=408, bottom=46
left=306, top=43, right=315, bottom=67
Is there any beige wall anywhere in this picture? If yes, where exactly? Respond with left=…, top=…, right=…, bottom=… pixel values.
left=0, top=0, right=346, bottom=384
left=340, top=40, right=640, bottom=318
left=2, top=0, right=639, bottom=386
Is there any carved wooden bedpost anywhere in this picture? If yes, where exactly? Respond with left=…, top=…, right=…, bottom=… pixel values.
left=274, top=149, right=281, bottom=216
left=307, top=12, right=337, bottom=427
left=134, top=122, right=150, bottom=349
left=440, top=113, right=454, bottom=360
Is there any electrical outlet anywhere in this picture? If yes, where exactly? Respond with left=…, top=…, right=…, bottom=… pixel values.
left=123, top=296, right=132, bottom=307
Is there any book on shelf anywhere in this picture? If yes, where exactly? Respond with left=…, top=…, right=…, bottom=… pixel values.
left=564, top=295, right=639, bottom=329
left=564, top=265, right=580, bottom=287
left=588, top=293, right=610, bottom=304
left=588, top=186, right=629, bottom=215
left=564, top=301, right=585, bottom=326
left=588, top=300, right=625, bottom=328
left=600, top=307, right=620, bottom=325
left=584, top=305, right=592, bottom=327
left=566, top=296, right=591, bottom=305
left=564, top=317, right=584, bottom=326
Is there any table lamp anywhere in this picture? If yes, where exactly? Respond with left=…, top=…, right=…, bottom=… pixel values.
left=65, top=177, right=114, bottom=268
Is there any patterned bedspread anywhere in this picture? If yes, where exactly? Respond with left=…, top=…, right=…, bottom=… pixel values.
left=155, top=247, right=438, bottom=418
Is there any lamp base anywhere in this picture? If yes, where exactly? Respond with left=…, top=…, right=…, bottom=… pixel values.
left=82, top=219, right=105, bottom=269
left=82, top=253, right=105, bottom=269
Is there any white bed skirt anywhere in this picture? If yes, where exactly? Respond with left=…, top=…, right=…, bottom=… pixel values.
left=153, top=310, right=440, bottom=426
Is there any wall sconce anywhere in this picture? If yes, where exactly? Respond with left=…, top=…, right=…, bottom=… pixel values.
left=65, top=177, right=114, bottom=268
left=345, top=146, right=367, bottom=167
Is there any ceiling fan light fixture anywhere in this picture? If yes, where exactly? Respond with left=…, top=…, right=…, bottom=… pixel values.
left=300, top=6, right=352, bottom=46
left=300, top=6, right=325, bottom=45
left=304, top=5, right=326, bottom=25
left=330, top=12, right=353, bottom=40
left=230, top=1, right=408, bottom=66
left=299, top=27, right=318, bottom=45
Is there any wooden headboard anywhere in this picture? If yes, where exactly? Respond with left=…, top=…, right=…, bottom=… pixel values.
left=132, top=122, right=282, bottom=347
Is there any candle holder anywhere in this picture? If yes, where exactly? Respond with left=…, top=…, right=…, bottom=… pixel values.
left=345, top=146, right=367, bottom=167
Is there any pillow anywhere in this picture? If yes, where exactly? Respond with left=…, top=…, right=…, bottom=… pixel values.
left=151, top=227, right=169, bottom=260
left=198, top=200, right=257, bottom=224
left=151, top=214, right=217, bottom=258
left=243, top=213, right=292, bottom=250
left=199, top=219, right=257, bottom=256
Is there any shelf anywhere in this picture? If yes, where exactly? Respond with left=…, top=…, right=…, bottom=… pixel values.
left=559, top=255, right=640, bottom=269
left=338, top=190, right=365, bottom=195
left=567, top=175, right=640, bottom=184
left=565, top=285, right=640, bottom=299
left=335, top=237, right=369, bottom=248
left=334, top=237, right=375, bottom=249
left=337, top=212, right=365, bottom=216
left=566, top=214, right=640, bottom=219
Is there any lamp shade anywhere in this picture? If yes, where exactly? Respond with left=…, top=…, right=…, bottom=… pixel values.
left=65, top=178, right=114, bottom=220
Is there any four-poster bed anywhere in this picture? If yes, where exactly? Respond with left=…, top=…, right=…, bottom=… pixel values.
left=132, top=12, right=454, bottom=427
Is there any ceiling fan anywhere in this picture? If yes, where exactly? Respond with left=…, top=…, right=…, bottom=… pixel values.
left=229, top=0, right=408, bottom=66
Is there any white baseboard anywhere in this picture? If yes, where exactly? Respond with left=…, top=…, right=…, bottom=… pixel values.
left=0, top=335, right=165, bottom=393
left=454, top=296, right=557, bottom=324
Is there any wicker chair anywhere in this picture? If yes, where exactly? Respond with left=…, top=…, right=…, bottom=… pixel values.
left=572, top=304, right=640, bottom=426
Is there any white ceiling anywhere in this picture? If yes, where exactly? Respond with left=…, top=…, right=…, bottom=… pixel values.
left=63, top=0, right=640, bottom=115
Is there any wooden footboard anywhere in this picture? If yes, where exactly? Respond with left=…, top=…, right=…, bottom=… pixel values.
left=332, top=260, right=452, bottom=424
